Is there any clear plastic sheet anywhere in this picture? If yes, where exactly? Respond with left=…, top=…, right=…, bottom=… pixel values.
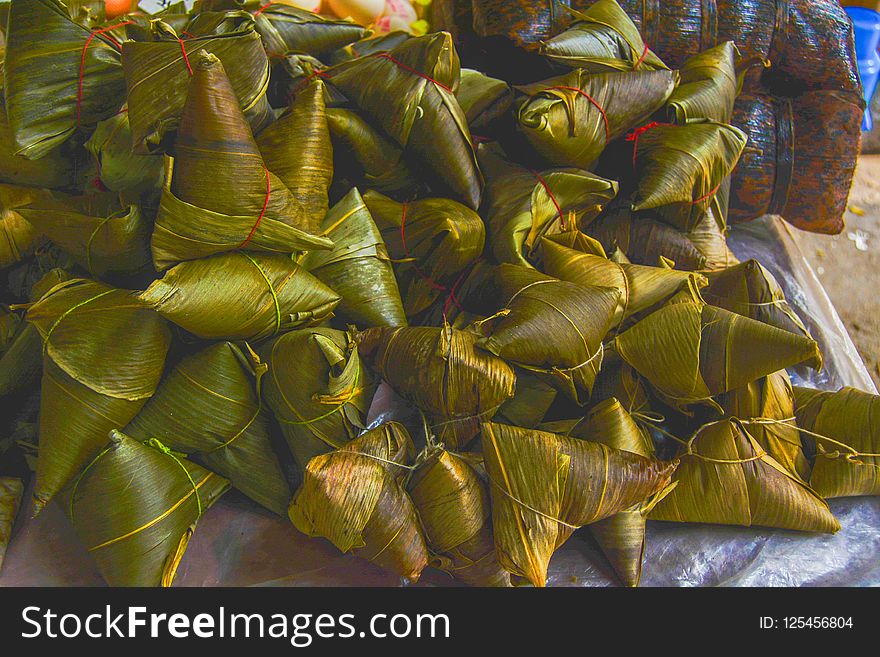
left=2, top=215, right=878, bottom=588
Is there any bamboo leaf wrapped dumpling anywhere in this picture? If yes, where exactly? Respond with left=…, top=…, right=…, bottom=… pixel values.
left=63, top=430, right=229, bottom=587
left=407, top=449, right=511, bottom=587
left=326, top=32, right=483, bottom=209
left=363, top=190, right=485, bottom=319
left=629, top=121, right=747, bottom=232
left=479, top=145, right=617, bottom=268
left=16, top=193, right=153, bottom=282
left=260, top=328, right=375, bottom=469
left=721, top=370, right=811, bottom=482
left=542, top=397, right=659, bottom=587
left=151, top=51, right=333, bottom=270
left=124, top=342, right=291, bottom=516
left=123, top=16, right=272, bottom=153
left=357, top=325, right=516, bottom=450
left=85, top=109, right=164, bottom=194
left=703, top=259, right=812, bottom=340
left=611, top=285, right=822, bottom=411
left=666, top=41, right=744, bottom=124
left=255, top=79, right=333, bottom=236
left=539, top=234, right=703, bottom=326
left=250, top=3, right=369, bottom=59
left=538, top=0, right=668, bottom=72
left=475, top=264, right=620, bottom=405
left=481, top=422, right=677, bottom=587
left=517, top=69, right=678, bottom=170
left=140, top=252, right=340, bottom=342
left=793, top=386, right=880, bottom=499
left=649, top=419, right=839, bottom=533
left=300, top=188, right=407, bottom=328
left=289, top=422, right=430, bottom=582
left=26, top=279, right=171, bottom=513
left=4, top=0, right=128, bottom=158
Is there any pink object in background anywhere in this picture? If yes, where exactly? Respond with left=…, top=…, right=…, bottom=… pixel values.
left=375, top=0, right=418, bottom=33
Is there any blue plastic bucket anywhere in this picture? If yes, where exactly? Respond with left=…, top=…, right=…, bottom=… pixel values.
left=846, top=6, right=880, bottom=131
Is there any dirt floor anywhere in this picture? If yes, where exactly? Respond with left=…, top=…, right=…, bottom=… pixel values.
left=792, top=154, right=880, bottom=388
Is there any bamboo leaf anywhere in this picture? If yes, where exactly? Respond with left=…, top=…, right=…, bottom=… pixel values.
left=85, top=109, right=165, bottom=194
left=704, top=259, right=812, bottom=340
left=5, top=0, right=127, bottom=158
left=363, top=190, right=485, bottom=319
left=0, top=477, right=24, bottom=573
left=540, top=234, right=704, bottom=325
left=289, top=422, right=429, bottom=581
left=125, top=341, right=291, bottom=516
left=326, top=33, right=483, bottom=209
left=256, top=79, right=334, bottom=236
left=793, top=386, right=880, bottom=498
left=721, top=371, right=811, bottom=482
left=479, top=145, right=617, bottom=268
left=62, top=430, right=230, bottom=586
left=538, top=0, right=668, bottom=72
left=327, top=108, right=420, bottom=198
left=140, top=252, right=340, bottom=342
left=357, top=325, right=516, bottom=449
left=17, top=192, right=153, bottom=281
left=300, top=188, right=407, bottom=328
left=517, top=69, right=678, bottom=170
left=481, top=422, right=677, bottom=587
left=542, top=397, right=654, bottom=586
left=408, top=449, right=511, bottom=587
left=649, top=419, right=839, bottom=532
left=666, top=41, right=742, bottom=124
left=123, top=16, right=271, bottom=153
left=260, top=327, right=375, bottom=469
left=476, top=264, right=620, bottom=405
left=630, top=121, right=747, bottom=232
left=611, top=289, right=823, bottom=411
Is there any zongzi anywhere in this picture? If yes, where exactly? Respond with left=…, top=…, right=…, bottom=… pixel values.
left=357, top=325, right=516, bottom=449
left=288, top=422, right=429, bottom=581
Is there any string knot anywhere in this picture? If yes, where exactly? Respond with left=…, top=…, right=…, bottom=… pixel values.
left=626, top=121, right=673, bottom=169
left=147, top=438, right=187, bottom=460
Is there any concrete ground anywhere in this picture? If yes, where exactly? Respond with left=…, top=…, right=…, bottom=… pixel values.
left=792, top=154, right=880, bottom=388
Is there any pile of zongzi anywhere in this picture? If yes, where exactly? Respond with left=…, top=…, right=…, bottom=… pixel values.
left=0, top=0, right=875, bottom=588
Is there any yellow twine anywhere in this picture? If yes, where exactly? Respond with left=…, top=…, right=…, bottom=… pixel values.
left=489, top=477, right=580, bottom=530
left=43, top=288, right=116, bottom=350
left=241, top=253, right=281, bottom=336
left=84, top=214, right=115, bottom=275
left=147, top=438, right=202, bottom=518
left=69, top=444, right=115, bottom=524
left=279, top=366, right=361, bottom=426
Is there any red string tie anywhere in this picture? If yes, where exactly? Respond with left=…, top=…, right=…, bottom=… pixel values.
left=77, top=21, right=134, bottom=125
left=254, top=2, right=276, bottom=17
left=692, top=183, right=722, bottom=205
left=240, top=168, right=272, bottom=249
left=290, top=69, right=330, bottom=99
left=626, top=121, right=673, bottom=168
left=400, top=203, right=463, bottom=312
left=178, top=38, right=194, bottom=76
left=374, top=53, right=454, bottom=93
left=634, top=42, right=649, bottom=69
left=530, top=169, right=566, bottom=230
